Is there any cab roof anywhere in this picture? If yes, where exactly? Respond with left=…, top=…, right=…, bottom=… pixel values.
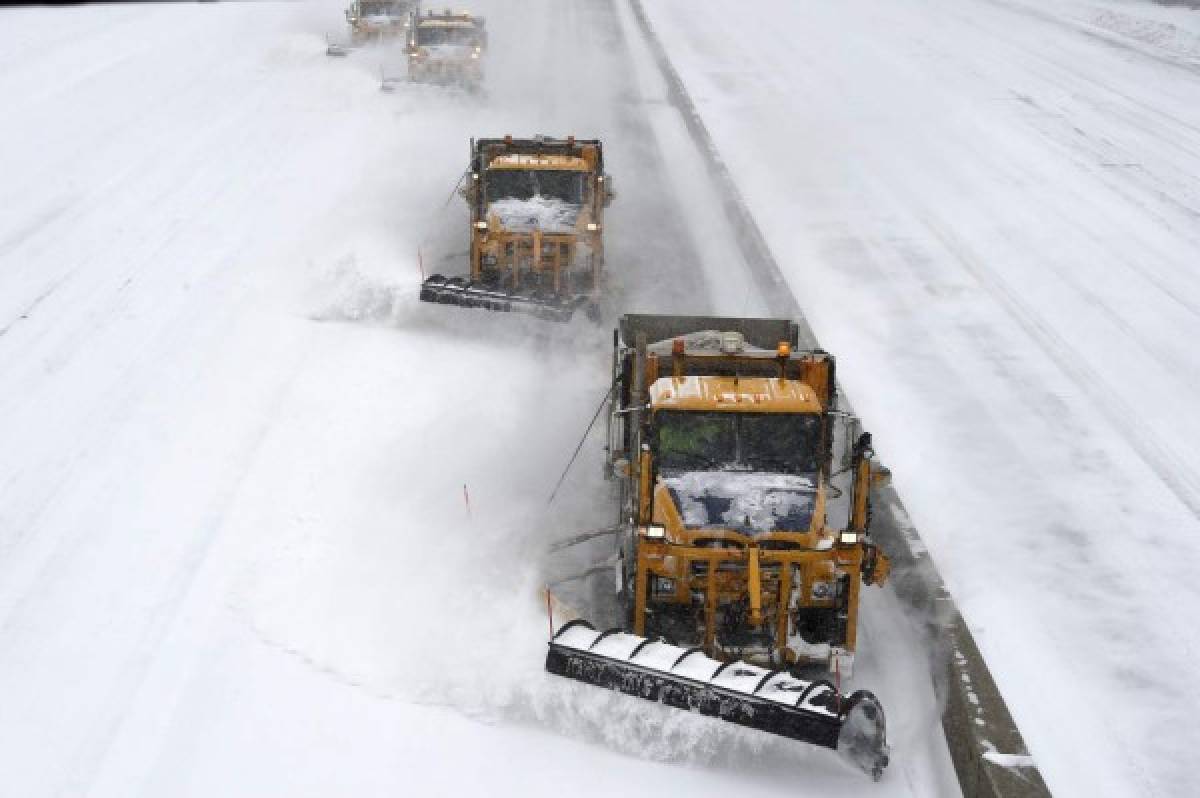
left=487, top=153, right=591, bottom=171
left=648, top=376, right=822, bottom=413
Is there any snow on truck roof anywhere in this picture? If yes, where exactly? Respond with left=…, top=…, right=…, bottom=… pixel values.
left=649, top=376, right=821, bottom=413
left=487, top=153, right=590, bottom=171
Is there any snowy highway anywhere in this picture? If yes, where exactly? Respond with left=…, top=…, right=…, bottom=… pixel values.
left=1, top=0, right=1198, bottom=796
left=0, top=2, right=955, bottom=796
left=641, top=1, right=1200, bottom=796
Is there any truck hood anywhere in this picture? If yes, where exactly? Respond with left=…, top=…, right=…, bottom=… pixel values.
left=662, top=470, right=817, bottom=536
left=488, top=195, right=581, bottom=234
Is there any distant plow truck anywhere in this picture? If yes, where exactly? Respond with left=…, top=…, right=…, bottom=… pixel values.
left=405, top=9, right=486, bottom=89
left=326, top=0, right=418, bottom=56
left=420, top=136, right=614, bottom=322
left=546, top=314, right=893, bottom=779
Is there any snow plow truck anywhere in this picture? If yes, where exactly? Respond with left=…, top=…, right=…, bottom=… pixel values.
left=405, top=9, right=486, bottom=88
left=420, top=135, right=613, bottom=321
left=327, top=0, right=417, bottom=56
left=546, top=314, right=893, bottom=779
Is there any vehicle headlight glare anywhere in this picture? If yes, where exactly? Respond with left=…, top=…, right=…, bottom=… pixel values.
left=644, top=524, right=666, bottom=540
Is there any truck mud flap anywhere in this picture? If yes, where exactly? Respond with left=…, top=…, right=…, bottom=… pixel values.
left=419, top=274, right=586, bottom=322
left=545, top=620, right=889, bottom=780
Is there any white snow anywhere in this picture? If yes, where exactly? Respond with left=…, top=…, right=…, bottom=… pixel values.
left=640, top=0, right=1200, bottom=796
left=663, top=471, right=817, bottom=534
left=981, top=750, right=1039, bottom=769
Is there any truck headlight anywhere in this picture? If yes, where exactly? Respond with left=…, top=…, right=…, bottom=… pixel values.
left=474, top=221, right=488, bottom=230
left=586, top=222, right=600, bottom=232
left=839, top=531, right=859, bottom=545
left=643, top=524, right=666, bottom=540
left=471, top=51, right=480, bottom=59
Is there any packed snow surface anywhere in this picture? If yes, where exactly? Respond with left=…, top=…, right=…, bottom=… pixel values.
left=0, top=1, right=958, bottom=797
left=489, top=195, right=581, bottom=233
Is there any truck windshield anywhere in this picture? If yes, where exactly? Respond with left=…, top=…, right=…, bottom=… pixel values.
left=417, top=26, right=478, bottom=46
left=362, top=1, right=404, bottom=15
left=485, top=170, right=584, bottom=204
left=655, top=411, right=821, bottom=474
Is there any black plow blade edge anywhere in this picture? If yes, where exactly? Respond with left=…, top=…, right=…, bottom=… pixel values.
left=544, top=620, right=889, bottom=780
left=419, top=274, right=580, bottom=322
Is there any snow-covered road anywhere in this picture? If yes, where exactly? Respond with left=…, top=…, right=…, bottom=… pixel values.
left=0, top=2, right=957, bottom=796
left=641, top=1, right=1200, bottom=796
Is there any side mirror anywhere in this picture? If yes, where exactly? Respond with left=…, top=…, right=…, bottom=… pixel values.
left=611, top=458, right=632, bottom=479
left=832, top=413, right=862, bottom=471
left=602, top=175, right=615, bottom=207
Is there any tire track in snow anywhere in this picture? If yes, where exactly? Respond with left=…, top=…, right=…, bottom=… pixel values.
left=916, top=208, right=1200, bottom=523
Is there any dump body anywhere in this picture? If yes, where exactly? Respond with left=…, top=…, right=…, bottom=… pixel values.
left=420, top=136, right=614, bottom=320
left=407, top=10, right=486, bottom=87
left=607, top=314, right=890, bottom=676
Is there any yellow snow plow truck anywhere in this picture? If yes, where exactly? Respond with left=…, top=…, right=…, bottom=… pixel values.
left=546, top=314, right=892, bottom=779
left=327, top=0, right=417, bottom=56
left=420, top=135, right=613, bottom=321
left=406, top=9, right=486, bottom=88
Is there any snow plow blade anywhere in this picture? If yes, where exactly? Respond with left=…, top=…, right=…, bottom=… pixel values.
left=545, top=620, right=890, bottom=780
left=419, top=274, right=586, bottom=322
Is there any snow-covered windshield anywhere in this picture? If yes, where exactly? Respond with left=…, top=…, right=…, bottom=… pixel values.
left=416, top=26, right=478, bottom=46
left=663, top=471, right=817, bottom=535
left=485, top=170, right=584, bottom=204
left=655, top=411, right=821, bottom=474
left=487, top=196, right=580, bottom=233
